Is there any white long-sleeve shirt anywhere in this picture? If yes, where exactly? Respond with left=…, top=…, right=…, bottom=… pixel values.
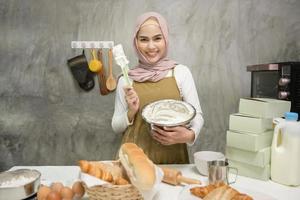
left=111, top=64, right=204, bottom=145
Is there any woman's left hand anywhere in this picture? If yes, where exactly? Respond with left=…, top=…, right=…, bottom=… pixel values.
left=151, top=125, right=195, bottom=145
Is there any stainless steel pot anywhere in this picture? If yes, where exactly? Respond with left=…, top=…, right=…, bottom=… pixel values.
left=0, top=169, right=41, bottom=200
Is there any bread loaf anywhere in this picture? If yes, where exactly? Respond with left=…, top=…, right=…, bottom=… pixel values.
left=118, top=143, right=156, bottom=190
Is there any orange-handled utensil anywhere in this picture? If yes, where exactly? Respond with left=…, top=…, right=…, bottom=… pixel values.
left=89, top=49, right=102, bottom=72
left=106, top=48, right=117, bottom=91
left=97, top=49, right=110, bottom=95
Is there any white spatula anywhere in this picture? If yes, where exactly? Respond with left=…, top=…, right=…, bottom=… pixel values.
left=112, top=44, right=132, bottom=86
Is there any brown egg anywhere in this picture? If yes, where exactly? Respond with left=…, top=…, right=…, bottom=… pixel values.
left=46, top=191, right=62, bottom=200
left=72, top=181, right=85, bottom=198
left=60, top=186, right=74, bottom=199
left=37, top=185, right=51, bottom=200
left=50, top=182, right=64, bottom=193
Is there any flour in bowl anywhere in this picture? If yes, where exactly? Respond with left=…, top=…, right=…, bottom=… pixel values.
left=142, top=99, right=196, bottom=126
left=0, top=176, right=36, bottom=188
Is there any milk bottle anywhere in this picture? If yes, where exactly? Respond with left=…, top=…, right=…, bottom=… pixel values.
left=271, top=112, right=300, bottom=186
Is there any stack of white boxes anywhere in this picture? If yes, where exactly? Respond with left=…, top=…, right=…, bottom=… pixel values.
left=226, top=98, right=291, bottom=181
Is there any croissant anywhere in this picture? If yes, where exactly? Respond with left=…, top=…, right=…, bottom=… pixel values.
left=78, top=160, right=114, bottom=183
left=202, top=185, right=238, bottom=200
left=190, top=183, right=253, bottom=200
left=114, top=177, right=130, bottom=185
left=78, top=160, right=90, bottom=173
left=101, top=170, right=113, bottom=182
left=190, top=182, right=225, bottom=198
left=78, top=160, right=133, bottom=185
left=231, top=193, right=253, bottom=200
left=88, top=163, right=103, bottom=178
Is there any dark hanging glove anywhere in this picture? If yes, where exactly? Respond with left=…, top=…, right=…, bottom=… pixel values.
left=67, top=50, right=95, bottom=91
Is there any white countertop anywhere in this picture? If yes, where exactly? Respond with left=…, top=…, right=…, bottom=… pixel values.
left=159, top=164, right=300, bottom=200
left=10, top=164, right=300, bottom=200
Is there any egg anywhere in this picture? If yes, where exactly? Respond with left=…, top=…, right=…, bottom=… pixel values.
left=72, top=181, right=85, bottom=198
left=60, top=186, right=74, bottom=199
left=37, top=185, right=51, bottom=200
left=50, top=182, right=64, bottom=193
left=46, top=191, right=62, bottom=200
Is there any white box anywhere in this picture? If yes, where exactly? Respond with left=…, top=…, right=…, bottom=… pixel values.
left=226, top=147, right=270, bottom=167
left=226, top=130, right=273, bottom=152
left=239, top=98, right=291, bottom=118
left=229, top=160, right=270, bottom=181
left=229, top=113, right=272, bottom=134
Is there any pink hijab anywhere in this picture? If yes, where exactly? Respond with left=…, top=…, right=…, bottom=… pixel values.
left=128, top=12, right=177, bottom=82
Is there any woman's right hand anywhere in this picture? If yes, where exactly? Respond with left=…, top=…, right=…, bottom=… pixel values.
left=124, top=86, right=140, bottom=122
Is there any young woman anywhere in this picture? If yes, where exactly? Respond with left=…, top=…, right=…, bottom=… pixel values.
left=112, top=12, right=204, bottom=164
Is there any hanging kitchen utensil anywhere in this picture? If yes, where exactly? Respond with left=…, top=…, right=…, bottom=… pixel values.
left=67, top=50, right=95, bottom=91
left=106, top=48, right=117, bottom=91
left=112, top=44, right=132, bottom=87
left=97, top=49, right=110, bottom=95
left=88, top=49, right=102, bottom=73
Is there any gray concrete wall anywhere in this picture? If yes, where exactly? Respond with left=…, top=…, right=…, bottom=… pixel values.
left=1, top=0, right=299, bottom=171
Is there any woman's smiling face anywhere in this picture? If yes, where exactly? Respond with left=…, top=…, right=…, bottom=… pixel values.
left=136, top=20, right=166, bottom=64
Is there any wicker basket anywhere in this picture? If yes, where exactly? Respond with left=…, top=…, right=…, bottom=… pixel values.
left=83, top=182, right=143, bottom=200
left=80, top=160, right=143, bottom=200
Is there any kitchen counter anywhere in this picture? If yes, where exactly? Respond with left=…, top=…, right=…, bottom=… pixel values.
left=159, top=164, right=300, bottom=200
left=10, top=164, right=300, bottom=200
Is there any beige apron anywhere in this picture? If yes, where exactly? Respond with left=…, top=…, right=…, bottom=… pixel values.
left=120, top=74, right=189, bottom=164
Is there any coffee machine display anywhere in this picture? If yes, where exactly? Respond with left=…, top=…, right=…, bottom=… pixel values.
left=247, top=62, right=300, bottom=119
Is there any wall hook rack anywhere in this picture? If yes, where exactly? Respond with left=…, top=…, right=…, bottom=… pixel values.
left=71, top=41, right=114, bottom=49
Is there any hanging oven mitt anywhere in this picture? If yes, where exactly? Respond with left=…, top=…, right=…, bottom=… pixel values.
left=67, top=50, right=95, bottom=91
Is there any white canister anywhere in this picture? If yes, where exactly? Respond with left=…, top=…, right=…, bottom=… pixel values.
left=271, top=112, right=300, bottom=186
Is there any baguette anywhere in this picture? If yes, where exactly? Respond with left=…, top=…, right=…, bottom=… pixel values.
left=118, top=143, right=156, bottom=190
